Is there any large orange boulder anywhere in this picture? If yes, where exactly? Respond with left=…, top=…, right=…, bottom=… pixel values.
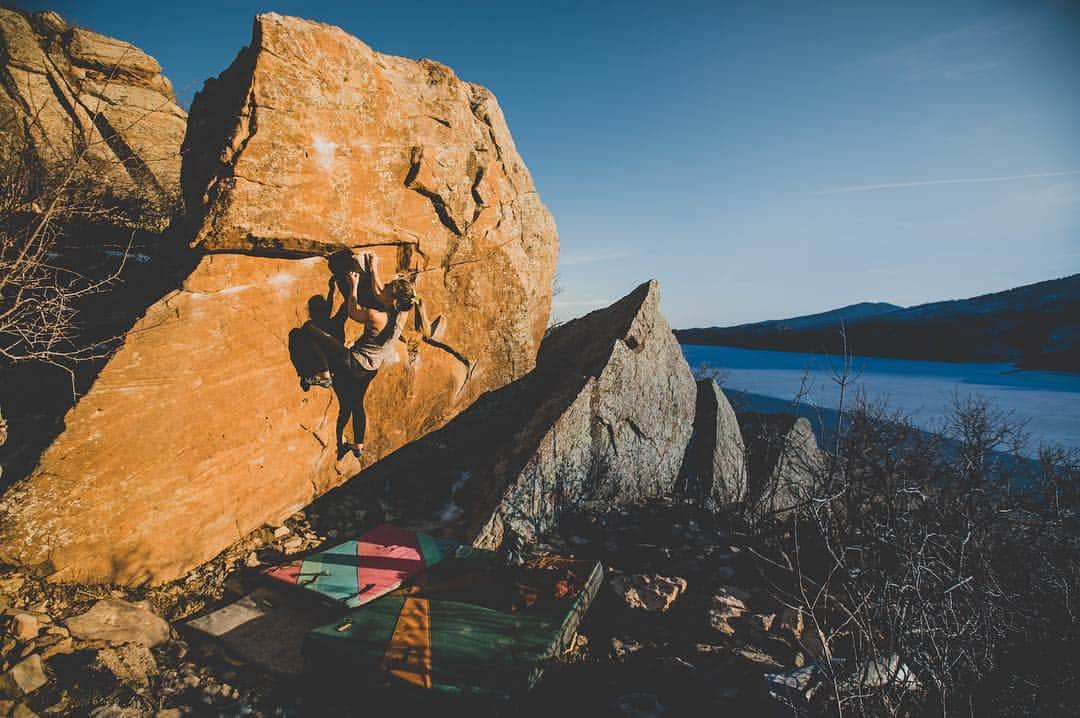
left=0, top=14, right=557, bottom=585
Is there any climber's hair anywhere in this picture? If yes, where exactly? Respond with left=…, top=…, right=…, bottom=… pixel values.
left=386, top=276, right=418, bottom=312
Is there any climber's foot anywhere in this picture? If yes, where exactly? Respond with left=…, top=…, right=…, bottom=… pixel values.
left=302, top=372, right=332, bottom=391
left=338, top=442, right=363, bottom=460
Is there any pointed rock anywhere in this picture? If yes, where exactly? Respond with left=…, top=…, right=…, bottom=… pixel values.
left=678, top=379, right=747, bottom=509
left=359, top=280, right=697, bottom=549
left=738, top=413, right=824, bottom=514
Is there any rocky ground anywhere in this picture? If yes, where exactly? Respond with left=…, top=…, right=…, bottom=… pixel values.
left=0, top=496, right=820, bottom=717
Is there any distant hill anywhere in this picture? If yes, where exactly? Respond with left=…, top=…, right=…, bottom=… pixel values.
left=701, top=301, right=904, bottom=334
left=676, top=274, right=1080, bottom=372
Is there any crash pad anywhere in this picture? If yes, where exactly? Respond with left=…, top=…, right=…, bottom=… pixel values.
left=264, top=523, right=485, bottom=608
left=304, top=555, right=604, bottom=700
left=183, top=586, right=338, bottom=676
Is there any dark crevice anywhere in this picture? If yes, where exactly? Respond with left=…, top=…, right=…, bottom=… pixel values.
left=625, top=417, right=648, bottom=441
left=413, top=186, right=462, bottom=236
left=404, top=146, right=463, bottom=237
left=469, top=163, right=485, bottom=225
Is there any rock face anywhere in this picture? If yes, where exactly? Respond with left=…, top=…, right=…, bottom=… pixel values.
left=357, top=280, right=696, bottom=550
left=738, top=413, right=823, bottom=514
left=678, top=379, right=747, bottom=510
left=0, top=8, right=186, bottom=221
left=182, top=13, right=555, bottom=261
left=0, top=14, right=557, bottom=585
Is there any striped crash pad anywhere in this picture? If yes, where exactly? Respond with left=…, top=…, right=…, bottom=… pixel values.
left=264, top=523, right=486, bottom=608
left=304, top=555, right=604, bottom=701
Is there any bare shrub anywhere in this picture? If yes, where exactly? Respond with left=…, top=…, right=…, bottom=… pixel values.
left=0, top=41, right=183, bottom=385
left=749, top=389, right=1080, bottom=716
left=0, top=142, right=132, bottom=375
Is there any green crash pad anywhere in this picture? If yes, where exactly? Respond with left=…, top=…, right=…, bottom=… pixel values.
left=304, top=555, right=604, bottom=701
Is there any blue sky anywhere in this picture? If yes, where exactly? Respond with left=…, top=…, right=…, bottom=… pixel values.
left=28, top=0, right=1080, bottom=328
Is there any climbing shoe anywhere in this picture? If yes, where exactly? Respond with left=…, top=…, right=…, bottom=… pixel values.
left=301, top=374, right=332, bottom=391
left=337, top=443, right=363, bottom=460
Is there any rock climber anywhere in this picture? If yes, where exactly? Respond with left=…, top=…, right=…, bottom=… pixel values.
left=290, top=250, right=416, bottom=460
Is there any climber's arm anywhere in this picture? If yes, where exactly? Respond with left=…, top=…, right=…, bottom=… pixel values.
left=363, top=253, right=395, bottom=309
left=344, top=271, right=365, bottom=322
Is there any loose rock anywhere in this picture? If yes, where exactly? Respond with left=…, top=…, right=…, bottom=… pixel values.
left=611, top=574, right=688, bottom=613
left=6, top=615, right=37, bottom=642
left=0, top=655, right=46, bottom=698
left=65, top=599, right=170, bottom=647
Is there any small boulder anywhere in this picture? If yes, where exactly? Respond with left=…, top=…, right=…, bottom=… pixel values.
left=0, top=655, right=46, bottom=698
left=610, top=636, right=644, bottom=659
left=712, top=586, right=751, bottom=611
left=611, top=574, right=687, bottom=612
left=707, top=587, right=750, bottom=635
left=742, top=612, right=776, bottom=635
left=738, top=413, right=824, bottom=514
left=65, top=599, right=169, bottom=647
left=764, top=663, right=824, bottom=706
left=678, top=379, right=747, bottom=509
left=88, top=706, right=144, bottom=718
left=6, top=615, right=37, bottom=642
left=11, top=703, right=38, bottom=718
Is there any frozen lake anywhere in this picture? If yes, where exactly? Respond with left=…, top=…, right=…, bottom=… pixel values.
left=681, top=345, right=1080, bottom=452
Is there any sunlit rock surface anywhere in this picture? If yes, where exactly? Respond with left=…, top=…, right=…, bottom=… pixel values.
left=0, top=13, right=558, bottom=584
